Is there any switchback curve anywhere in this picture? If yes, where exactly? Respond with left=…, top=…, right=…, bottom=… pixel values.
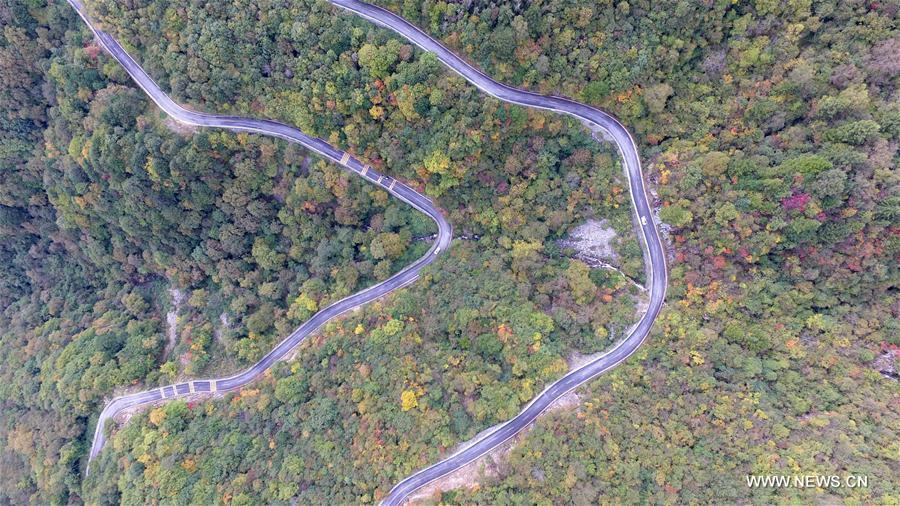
left=67, top=1, right=667, bottom=503
left=67, top=0, right=452, bottom=473
left=328, top=2, right=668, bottom=504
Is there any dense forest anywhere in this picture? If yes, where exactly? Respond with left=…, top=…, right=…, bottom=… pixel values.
left=0, top=0, right=896, bottom=504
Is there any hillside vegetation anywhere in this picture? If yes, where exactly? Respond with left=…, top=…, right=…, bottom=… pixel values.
left=0, top=0, right=895, bottom=504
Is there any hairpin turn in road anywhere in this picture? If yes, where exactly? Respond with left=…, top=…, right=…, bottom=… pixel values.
left=67, top=0, right=667, bottom=503
left=67, top=0, right=451, bottom=473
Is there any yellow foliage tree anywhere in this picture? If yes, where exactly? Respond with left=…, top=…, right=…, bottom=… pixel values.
left=423, top=150, right=451, bottom=175
left=368, top=105, right=385, bottom=120
left=400, top=389, right=418, bottom=411
left=149, top=407, right=166, bottom=427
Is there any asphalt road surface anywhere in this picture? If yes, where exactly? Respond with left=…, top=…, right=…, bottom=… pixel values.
left=67, top=0, right=451, bottom=472
left=331, top=2, right=668, bottom=504
left=68, top=0, right=667, bottom=500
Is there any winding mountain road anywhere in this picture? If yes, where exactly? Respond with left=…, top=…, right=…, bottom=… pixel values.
left=68, top=0, right=452, bottom=471
left=329, top=2, right=668, bottom=504
left=69, top=0, right=667, bottom=502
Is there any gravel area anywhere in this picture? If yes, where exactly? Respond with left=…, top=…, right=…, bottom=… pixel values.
left=163, top=288, right=185, bottom=360
left=557, top=218, right=618, bottom=266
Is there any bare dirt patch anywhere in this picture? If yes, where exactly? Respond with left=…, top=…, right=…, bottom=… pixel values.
left=404, top=435, right=512, bottom=505
left=215, top=312, right=231, bottom=343
left=626, top=288, right=651, bottom=324
left=560, top=219, right=646, bottom=289
left=403, top=392, right=584, bottom=505
left=162, top=116, right=198, bottom=136
left=558, top=218, right=618, bottom=265
left=568, top=348, right=609, bottom=371
left=280, top=339, right=311, bottom=364
left=163, top=288, right=185, bottom=361
left=873, top=348, right=899, bottom=380
left=547, top=389, right=582, bottom=413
